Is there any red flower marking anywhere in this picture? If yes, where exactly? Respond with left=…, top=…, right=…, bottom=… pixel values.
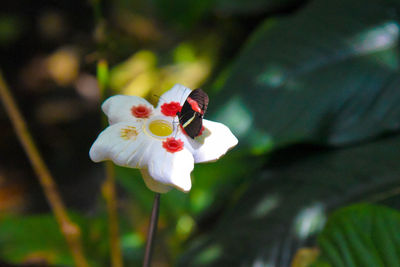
left=161, top=102, right=182, bottom=117
left=131, top=105, right=152, bottom=118
left=162, top=137, right=184, bottom=153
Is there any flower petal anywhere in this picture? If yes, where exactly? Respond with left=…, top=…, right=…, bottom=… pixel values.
left=147, top=145, right=194, bottom=192
left=156, top=84, right=191, bottom=108
left=102, top=95, right=154, bottom=124
left=89, top=122, right=149, bottom=168
left=187, top=119, right=238, bottom=163
left=140, top=169, right=172, bottom=193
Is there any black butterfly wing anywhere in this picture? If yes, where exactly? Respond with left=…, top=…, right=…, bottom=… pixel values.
left=179, top=97, right=194, bottom=119
left=178, top=88, right=209, bottom=139
left=178, top=107, right=194, bottom=125
left=185, top=114, right=203, bottom=138
left=189, top=88, right=209, bottom=115
left=178, top=108, right=202, bottom=139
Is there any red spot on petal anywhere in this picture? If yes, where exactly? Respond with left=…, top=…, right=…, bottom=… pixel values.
left=162, top=137, right=184, bottom=153
left=161, top=102, right=182, bottom=117
left=131, top=105, right=152, bottom=118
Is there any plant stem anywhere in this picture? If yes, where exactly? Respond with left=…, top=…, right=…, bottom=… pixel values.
left=97, top=59, right=123, bottom=267
left=102, top=162, right=123, bottom=267
left=142, top=193, right=161, bottom=267
left=0, top=72, right=90, bottom=267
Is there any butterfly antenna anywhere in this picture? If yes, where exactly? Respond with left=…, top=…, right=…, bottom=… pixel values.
left=179, top=87, right=190, bottom=104
left=173, top=120, right=180, bottom=138
left=153, top=94, right=167, bottom=102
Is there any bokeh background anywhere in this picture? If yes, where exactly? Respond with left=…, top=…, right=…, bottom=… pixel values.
left=1, top=0, right=400, bottom=266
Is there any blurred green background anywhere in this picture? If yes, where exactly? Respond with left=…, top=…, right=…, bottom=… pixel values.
left=1, top=0, right=400, bottom=266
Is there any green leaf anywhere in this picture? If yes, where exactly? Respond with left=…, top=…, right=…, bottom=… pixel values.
left=152, top=0, right=214, bottom=28
left=0, top=213, right=112, bottom=266
left=210, top=0, right=400, bottom=154
left=178, top=135, right=400, bottom=266
left=317, top=204, right=400, bottom=267
left=0, top=215, right=74, bottom=265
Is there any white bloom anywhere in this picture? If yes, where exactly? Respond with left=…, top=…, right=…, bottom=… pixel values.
left=89, top=84, right=238, bottom=193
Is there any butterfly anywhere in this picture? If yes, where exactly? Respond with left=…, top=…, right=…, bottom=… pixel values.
left=177, top=88, right=209, bottom=139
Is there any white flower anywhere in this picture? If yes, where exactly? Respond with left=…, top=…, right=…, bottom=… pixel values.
left=89, top=84, right=238, bottom=193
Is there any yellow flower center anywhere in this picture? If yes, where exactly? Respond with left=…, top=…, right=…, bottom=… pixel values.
left=148, top=119, right=173, bottom=137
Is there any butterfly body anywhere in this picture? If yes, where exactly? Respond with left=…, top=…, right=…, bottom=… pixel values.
left=177, top=88, right=209, bottom=139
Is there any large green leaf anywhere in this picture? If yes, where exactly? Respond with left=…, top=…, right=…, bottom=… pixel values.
left=0, top=215, right=76, bottom=266
left=0, top=213, right=111, bottom=266
left=178, top=135, right=400, bottom=266
left=210, top=0, right=400, bottom=154
left=152, top=0, right=215, bottom=28
left=316, top=204, right=400, bottom=267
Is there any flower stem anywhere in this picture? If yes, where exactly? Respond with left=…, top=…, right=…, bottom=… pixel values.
left=143, top=193, right=161, bottom=267
left=97, top=59, right=123, bottom=267
left=102, top=162, right=123, bottom=267
left=0, top=72, right=90, bottom=267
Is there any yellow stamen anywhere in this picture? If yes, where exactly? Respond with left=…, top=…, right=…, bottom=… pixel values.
left=121, top=126, right=138, bottom=140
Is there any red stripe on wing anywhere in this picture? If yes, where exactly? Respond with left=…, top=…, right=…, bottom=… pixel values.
left=187, top=97, right=202, bottom=114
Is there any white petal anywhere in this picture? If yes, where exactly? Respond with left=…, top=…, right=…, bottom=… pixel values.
left=186, top=119, right=238, bottom=163
left=140, top=169, right=172, bottom=193
left=89, top=122, right=150, bottom=168
left=102, top=95, right=154, bottom=124
left=156, top=84, right=191, bottom=108
left=147, top=144, right=194, bottom=192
